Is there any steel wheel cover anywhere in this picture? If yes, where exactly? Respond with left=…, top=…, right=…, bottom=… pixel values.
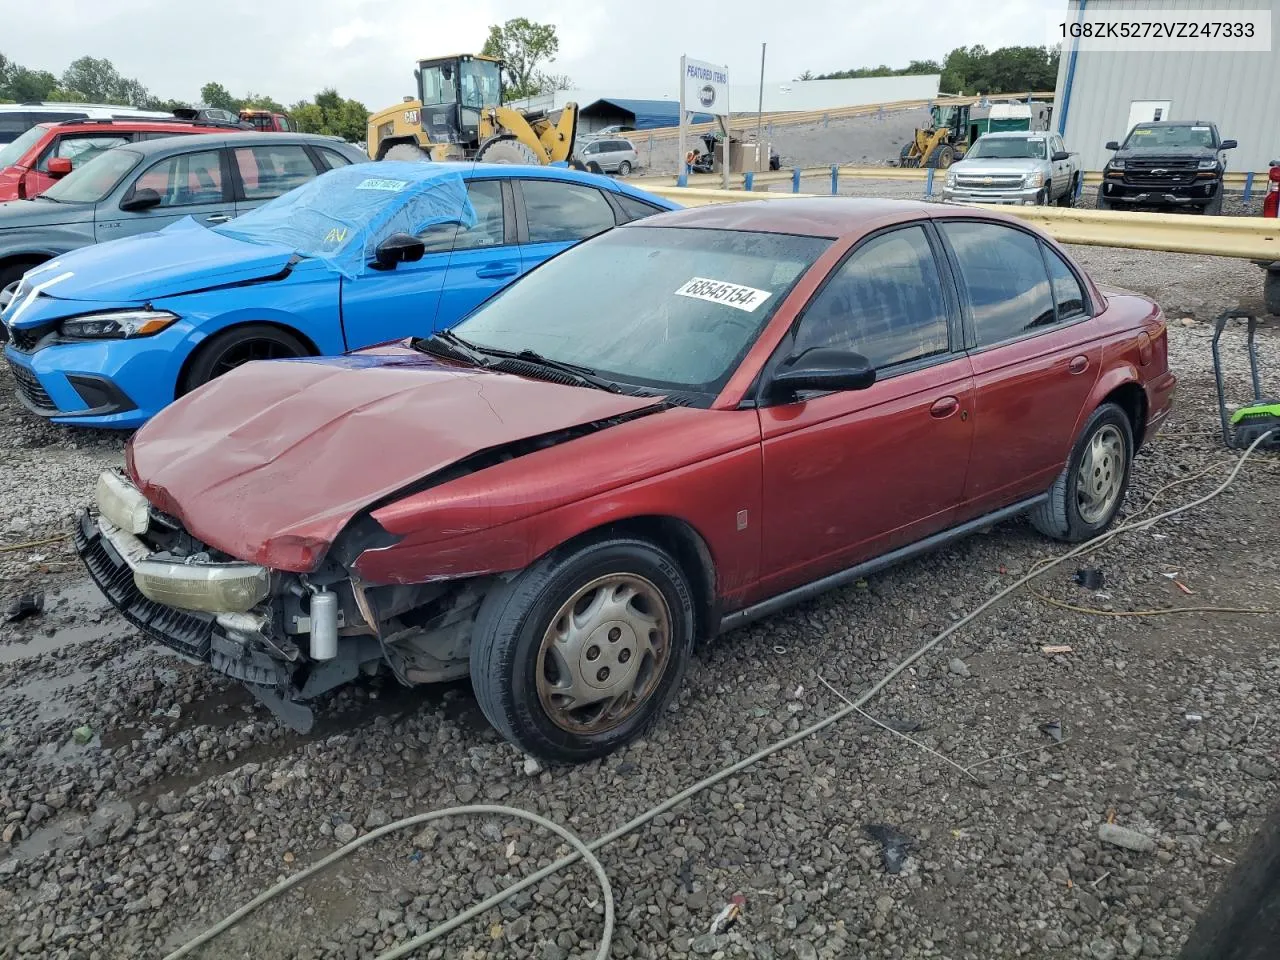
left=536, top=573, right=672, bottom=735
left=1076, top=423, right=1125, bottom=524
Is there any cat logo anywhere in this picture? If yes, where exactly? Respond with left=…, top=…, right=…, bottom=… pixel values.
left=404, top=109, right=420, bottom=124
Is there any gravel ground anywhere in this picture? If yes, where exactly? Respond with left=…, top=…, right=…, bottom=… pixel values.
left=1, top=239, right=1278, bottom=960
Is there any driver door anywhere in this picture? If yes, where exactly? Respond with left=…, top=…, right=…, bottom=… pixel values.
left=755, top=223, right=976, bottom=599
left=94, top=147, right=237, bottom=243
left=338, top=179, right=512, bottom=349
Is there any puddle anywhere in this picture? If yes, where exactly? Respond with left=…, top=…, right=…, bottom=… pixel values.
left=3, top=800, right=133, bottom=865
left=0, top=580, right=120, bottom=665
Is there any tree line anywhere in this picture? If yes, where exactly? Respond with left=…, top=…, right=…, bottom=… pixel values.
left=809, top=45, right=1061, bottom=96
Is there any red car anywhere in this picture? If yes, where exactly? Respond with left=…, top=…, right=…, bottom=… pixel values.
left=239, top=110, right=295, bottom=133
left=0, top=116, right=237, bottom=201
left=75, top=198, right=1175, bottom=763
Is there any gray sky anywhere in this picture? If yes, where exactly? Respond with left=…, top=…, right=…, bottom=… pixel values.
left=7, top=0, right=1060, bottom=108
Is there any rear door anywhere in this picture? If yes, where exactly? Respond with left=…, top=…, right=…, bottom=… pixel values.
left=231, top=142, right=325, bottom=216
left=94, top=147, right=237, bottom=241
left=937, top=218, right=1103, bottom=518
left=513, top=177, right=620, bottom=272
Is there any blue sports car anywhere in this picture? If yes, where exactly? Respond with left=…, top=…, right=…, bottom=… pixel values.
left=1, top=160, right=679, bottom=429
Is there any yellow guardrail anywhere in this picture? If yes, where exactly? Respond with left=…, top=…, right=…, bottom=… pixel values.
left=641, top=184, right=1280, bottom=261
left=641, top=167, right=1264, bottom=191
left=630, top=92, right=1057, bottom=142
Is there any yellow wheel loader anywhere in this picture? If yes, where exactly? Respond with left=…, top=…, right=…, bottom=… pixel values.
left=365, top=54, right=579, bottom=166
left=898, top=104, right=970, bottom=169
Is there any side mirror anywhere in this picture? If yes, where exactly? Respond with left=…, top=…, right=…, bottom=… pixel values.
left=47, top=157, right=73, bottom=178
left=1105, top=140, right=1120, bottom=151
left=1220, top=139, right=1238, bottom=150
left=120, top=187, right=162, bottom=212
left=373, top=232, right=426, bottom=269
left=1051, top=150, right=1070, bottom=162
left=770, top=346, right=876, bottom=399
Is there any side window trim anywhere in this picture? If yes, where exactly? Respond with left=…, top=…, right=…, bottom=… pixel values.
left=936, top=216, right=1080, bottom=355
left=511, top=177, right=616, bottom=245
left=1037, top=239, right=1092, bottom=325
left=123, top=148, right=233, bottom=209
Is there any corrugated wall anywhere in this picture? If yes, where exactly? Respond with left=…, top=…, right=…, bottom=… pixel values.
left=1054, top=0, right=1280, bottom=172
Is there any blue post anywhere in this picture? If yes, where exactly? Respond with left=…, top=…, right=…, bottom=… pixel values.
left=823, top=113, right=829, bottom=128
left=1244, top=171, right=1255, bottom=203
left=792, top=167, right=802, bottom=193
left=877, top=105, right=884, bottom=123
left=925, top=167, right=935, bottom=197
left=768, top=122, right=774, bottom=137
left=745, top=171, right=755, bottom=191
left=831, top=164, right=839, bottom=195
left=677, top=169, right=688, bottom=187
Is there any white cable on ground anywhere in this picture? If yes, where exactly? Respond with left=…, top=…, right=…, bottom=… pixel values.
left=165, top=430, right=1275, bottom=960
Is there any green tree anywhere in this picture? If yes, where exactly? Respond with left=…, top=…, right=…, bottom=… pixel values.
left=798, top=70, right=814, bottom=81
left=481, top=18, right=562, bottom=99
left=290, top=88, right=368, bottom=142
left=6, top=67, right=60, bottom=102
left=241, top=92, right=287, bottom=114
left=200, top=81, right=239, bottom=112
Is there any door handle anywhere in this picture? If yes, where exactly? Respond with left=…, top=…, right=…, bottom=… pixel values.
left=930, top=396, right=960, bottom=419
left=205, top=214, right=232, bottom=224
left=1069, top=355, right=1090, bottom=375
left=476, top=262, right=518, bottom=279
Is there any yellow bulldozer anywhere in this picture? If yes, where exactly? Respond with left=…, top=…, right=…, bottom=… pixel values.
left=365, top=53, right=579, bottom=165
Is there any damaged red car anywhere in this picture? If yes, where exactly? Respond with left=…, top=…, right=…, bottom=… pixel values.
left=75, top=197, right=1175, bottom=764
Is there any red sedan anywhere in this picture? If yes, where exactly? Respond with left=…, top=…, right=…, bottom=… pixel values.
left=75, top=197, right=1176, bottom=763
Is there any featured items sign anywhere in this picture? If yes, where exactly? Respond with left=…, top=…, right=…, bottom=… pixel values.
left=682, top=58, right=730, bottom=117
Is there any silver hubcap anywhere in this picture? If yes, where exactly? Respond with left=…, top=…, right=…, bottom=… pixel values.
left=1076, top=424, right=1125, bottom=524
left=536, top=573, right=671, bottom=734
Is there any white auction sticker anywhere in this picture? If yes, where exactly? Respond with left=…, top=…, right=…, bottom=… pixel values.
left=356, top=178, right=409, bottom=192
left=674, top=277, right=772, bottom=312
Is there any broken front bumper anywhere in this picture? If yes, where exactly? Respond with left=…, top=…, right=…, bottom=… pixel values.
left=74, top=471, right=380, bottom=732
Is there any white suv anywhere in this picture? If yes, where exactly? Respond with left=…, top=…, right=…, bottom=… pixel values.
left=0, top=102, right=173, bottom=145
left=579, top=137, right=639, bottom=176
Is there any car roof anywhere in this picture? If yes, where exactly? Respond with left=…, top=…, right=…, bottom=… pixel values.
left=427, top=160, right=667, bottom=197
left=979, top=130, right=1049, bottom=139
left=1132, top=120, right=1213, bottom=127
left=628, top=196, right=940, bottom=238
left=34, top=118, right=232, bottom=134
left=119, top=131, right=353, bottom=155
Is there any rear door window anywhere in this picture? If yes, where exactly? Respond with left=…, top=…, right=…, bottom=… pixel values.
left=316, top=147, right=353, bottom=170
left=233, top=144, right=320, bottom=200
left=941, top=220, right=1057, bottom=346
left=615, top=194, right=665, bottom=221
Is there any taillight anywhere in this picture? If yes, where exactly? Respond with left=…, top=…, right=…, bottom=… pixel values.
left=1264, top=163, right=1280, bottom=217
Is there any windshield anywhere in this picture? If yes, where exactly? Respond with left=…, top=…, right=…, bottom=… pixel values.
left=1124, top=124, right=1217, bottom=149
left=40, top=148, right=141, bottom=203
left=966, top=136, right=1048, bottom=160
left=0, top=125, right=47, bottom=169
left=451, top=226, right=832, bottom=396
left=419, top=61, right=458, bottom=107
left=460, top=59, right=501, bottom=109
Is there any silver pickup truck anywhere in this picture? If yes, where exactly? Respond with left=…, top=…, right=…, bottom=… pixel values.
left=941, top=131, right=1082, bottom=207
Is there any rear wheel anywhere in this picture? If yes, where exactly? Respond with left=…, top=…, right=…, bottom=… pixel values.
left=1057, top=175, right=1078, bottom=207
left=470, top=536, right=696, bottom=764
left=618, top=160, right=632, bottom=176
left=382, top=142, right=431, bottom=162
left=1030, top=403, right=1134, bottom=542
left=180, top=324, right=311, bottom=396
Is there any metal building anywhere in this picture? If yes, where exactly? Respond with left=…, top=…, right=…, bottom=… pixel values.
left=1053, top=0, right=1280, bottom=172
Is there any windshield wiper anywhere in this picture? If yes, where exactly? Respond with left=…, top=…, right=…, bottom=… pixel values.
left=489, top=346, right=621, bottom=393
left=416, top=329, right=488, bottom=366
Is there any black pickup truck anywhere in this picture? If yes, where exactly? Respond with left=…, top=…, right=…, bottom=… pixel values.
left=1097, top=120, right=1237, bottom=214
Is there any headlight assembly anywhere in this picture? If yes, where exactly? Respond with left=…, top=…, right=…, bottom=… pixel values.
left=59, top=310, right=178, bottom=340
left=1107, top=160, right=1126, bottom=171
left=1198, top=159, right=1219, bottom=170
left=1024, top=170, right=1044, bottom=188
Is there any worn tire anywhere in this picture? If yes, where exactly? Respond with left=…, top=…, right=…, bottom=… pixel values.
left=469, top=536, right=696, bottom=764
left=1057, top=175, right=1078, bottom=207
left=1095, top=190, right=1111, bottom=210
left=618, top=160, right=632, bottom=176
left=1204, top=190, right=1225, bottom=216
left=1038, top=183, right=1052, bottom=205
left=1030, top=403, right=1135, bottom=543
left=179, top=324, right=311, bottom=396
left=1265, top=269, right=1280, bottom=317
left=382, top=143, right=431, bottom=162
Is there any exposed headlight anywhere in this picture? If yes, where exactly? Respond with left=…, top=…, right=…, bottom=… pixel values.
left=133, top=559, right=271, bottom=614
left=1198, top=159, right=1219, bottom=170
left=59, top=310, right=178, bottom=340
left=1024, top=170, right=1044, bottom=188
left=1107, top=160, right=1126, bottom=171
left=96, top=470, right=150, bottom=535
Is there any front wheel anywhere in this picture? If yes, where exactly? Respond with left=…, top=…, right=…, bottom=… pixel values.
left=382, top=142, right=431, bottom=162
left=1204, top=190, right=1225, bottom=216
left=1030, top=403, right=1134, bottom=542
left=470, top=537, right=696, bottom=764
left=179, top=324, right=310, bottom=396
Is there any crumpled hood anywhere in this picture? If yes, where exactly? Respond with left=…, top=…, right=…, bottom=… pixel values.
left=127, top=350, right=665, bottom=572
left=23, top=218, right=297, bottom=304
